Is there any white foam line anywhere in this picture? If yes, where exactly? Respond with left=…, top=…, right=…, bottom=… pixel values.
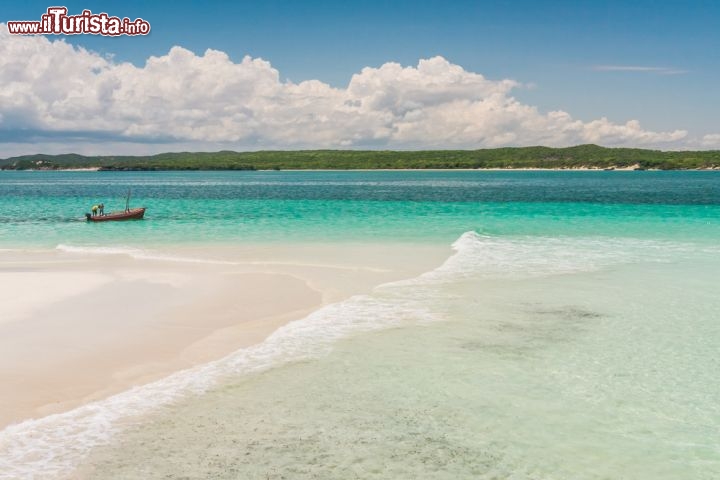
left=56, top=244, right=392, bottom=272
left=56, top=244, right=238, bottom=265
left=242, top=260, right=391, bottom=273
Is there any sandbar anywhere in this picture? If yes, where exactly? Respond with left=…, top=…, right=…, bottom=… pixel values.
left=0, top=243, right=449, bottom=428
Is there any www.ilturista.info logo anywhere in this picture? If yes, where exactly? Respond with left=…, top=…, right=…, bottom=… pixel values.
left=7, top=7, right=150, bottom=36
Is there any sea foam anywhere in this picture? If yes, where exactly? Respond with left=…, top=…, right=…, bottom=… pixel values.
left=55, top=244, right=238, bottom=265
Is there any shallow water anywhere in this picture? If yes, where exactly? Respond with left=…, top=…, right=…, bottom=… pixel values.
left=1, top=170, right=719, bottom=479
left=80, top=235, right=720, bottom=479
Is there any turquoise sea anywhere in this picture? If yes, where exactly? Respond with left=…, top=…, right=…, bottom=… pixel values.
left=1, top=170, right=719, bottom=247
left=1, top=170, right=719, bottom=479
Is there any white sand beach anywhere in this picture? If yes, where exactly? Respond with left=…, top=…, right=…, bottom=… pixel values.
left=0, top=243, right=450, bottom=428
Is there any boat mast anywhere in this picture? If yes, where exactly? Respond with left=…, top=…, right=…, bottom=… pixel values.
left=125, top=188, right=131, bottom=212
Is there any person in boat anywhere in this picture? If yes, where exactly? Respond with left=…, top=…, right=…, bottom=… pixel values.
left=91, top=204, right=99, bottom=216
left=99, top=203, right=104, bottom=216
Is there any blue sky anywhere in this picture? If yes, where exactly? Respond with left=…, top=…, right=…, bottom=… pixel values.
left=1, top=0, right=719, bottom=154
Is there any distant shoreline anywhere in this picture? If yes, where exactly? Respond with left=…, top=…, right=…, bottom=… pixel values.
left=2, top=145, right=719, bottom=171
left=6, top=166, right=720, bottom=172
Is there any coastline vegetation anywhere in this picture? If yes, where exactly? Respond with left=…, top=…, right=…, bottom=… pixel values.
left=1, top=144, right=719, bottom=171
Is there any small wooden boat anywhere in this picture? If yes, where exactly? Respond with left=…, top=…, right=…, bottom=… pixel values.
left=86, top=189, right=146, bottom=222
left=86, top=207, right=146, bottom=222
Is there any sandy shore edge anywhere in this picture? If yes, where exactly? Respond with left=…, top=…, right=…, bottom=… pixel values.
left=0, top=243, right=450, bottom=428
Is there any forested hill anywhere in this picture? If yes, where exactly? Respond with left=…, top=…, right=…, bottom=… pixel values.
left=1, top=145, right=719, bottom=170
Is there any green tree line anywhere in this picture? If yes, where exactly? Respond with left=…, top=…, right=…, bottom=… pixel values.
left=2, top=145, right=719, bottom=170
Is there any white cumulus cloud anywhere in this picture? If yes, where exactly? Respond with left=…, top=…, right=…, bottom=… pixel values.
left=0, top=25, right=696, bottom=155
left=699, top=134, right=720, bottom=149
